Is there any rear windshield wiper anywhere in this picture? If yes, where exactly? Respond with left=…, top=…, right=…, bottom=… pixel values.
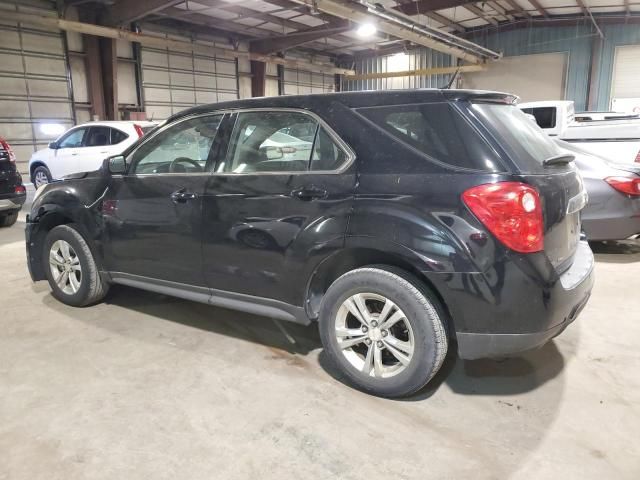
left=543, top=154, right=575, bottom=166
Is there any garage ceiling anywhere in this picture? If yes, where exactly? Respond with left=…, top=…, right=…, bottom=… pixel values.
left=62, top=0, right=640, bottom=60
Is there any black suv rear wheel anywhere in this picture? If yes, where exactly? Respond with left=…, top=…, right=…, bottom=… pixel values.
left=43, top=224, right=108, bottom=306
left=319, top=267, right=448, bottom=398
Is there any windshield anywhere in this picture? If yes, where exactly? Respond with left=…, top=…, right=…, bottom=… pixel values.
left=470, top=103, right=563, bottom=172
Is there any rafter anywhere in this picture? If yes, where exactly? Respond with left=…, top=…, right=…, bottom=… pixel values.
left=249, top=20, right=351, bottom=55
left=528, top=0, right=549, bottom=18
left=106, top=0, right=184, bottom=26
left=393, top=0, right=477, bottom=16
left=464, top=4, right=499, bottom=26
left=503, top=0, right=531, bottom=18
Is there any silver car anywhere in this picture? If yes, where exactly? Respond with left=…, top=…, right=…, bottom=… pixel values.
left=557, top=139, right=640, bottom=241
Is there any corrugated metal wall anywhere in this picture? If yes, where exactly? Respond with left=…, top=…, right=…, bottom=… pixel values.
left=342, top=24, right=640, bottom=112
left=342, top=50, right=454, bottom=91
left=594, top=24, right=640, bottom=111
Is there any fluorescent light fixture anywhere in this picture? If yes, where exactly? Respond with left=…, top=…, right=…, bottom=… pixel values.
left=356, top=23, right=376, bottom=38
left=40, top=123, right=66, bottom=136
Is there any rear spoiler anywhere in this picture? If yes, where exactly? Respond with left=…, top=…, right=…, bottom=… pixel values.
left=442, top=90, right=519, bottom=105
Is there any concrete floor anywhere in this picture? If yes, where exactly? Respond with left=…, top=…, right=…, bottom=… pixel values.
left=1, top=200, right=639, bottom=479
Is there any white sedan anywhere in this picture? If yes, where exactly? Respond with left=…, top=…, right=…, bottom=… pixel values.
left=29, top=121, right=157, bottom=187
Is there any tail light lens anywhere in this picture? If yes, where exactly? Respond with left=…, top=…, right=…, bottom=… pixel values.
left=133, top=124, right=144, bottom=138
left=605, top=176, right=640, bottom=196
left=15, top=185, right=26, bottom=194
left=462, top=182, right=544, bottom=253
left=635, top=149, right=640, bottom=163
left=0, top=139, right=16, bottom=163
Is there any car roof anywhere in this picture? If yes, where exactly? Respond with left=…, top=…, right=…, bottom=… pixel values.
left=74, top=121, right=157, bottom=128
left=170, top=89, right=516, bottom=122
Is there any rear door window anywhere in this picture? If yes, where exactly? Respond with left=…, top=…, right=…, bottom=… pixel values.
left=357, top=102, right=501, bottom=172
left=85, top=127, right=111, bottom=147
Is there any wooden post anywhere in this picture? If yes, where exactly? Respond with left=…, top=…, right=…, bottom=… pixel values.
left=251, top=60, right=266, bottom=97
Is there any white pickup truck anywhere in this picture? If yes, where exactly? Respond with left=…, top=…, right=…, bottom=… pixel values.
left=519, top=100, right=640, bottom=164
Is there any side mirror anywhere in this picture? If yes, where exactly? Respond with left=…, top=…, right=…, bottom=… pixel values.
left=264, top=146, right=284, bottom=160
left=106, top=155, right=127, bottom=174
left=48, top=141, right=58, bottom=149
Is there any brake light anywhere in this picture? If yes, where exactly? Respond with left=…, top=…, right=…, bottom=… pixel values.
left=462, top=182, right=544, bottom=253
left=605, top=176, right=640, bottom=196
left=133, top=124, right=144, bottom=138
left=0, top=139, right=16, bottom=163
left=15, top=185, right=26, bottom=194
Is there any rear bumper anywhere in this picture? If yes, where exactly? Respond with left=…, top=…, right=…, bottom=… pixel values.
left=0, top=193, right=26, bottom=212
left=424, top=241, right=595, bottom=360
left=582, top=216, right=640, bottom=241
left=456, top=291, right=590, bottom=359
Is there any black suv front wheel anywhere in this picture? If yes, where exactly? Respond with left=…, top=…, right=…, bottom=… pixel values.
left=319, top=267, right=448, bottom=398
left=43, top=224, right=109, bottom=306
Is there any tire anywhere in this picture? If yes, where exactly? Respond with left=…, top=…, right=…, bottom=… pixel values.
left=32, top=165, right=52, bottom=187
left=43, top=224, right=108, bottom=307
left=0, top=211, right=19, bottom=227
left=319, top=266, right=448, bottom=398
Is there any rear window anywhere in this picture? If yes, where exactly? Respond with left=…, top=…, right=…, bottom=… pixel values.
left=521, top=106, right=557, bottom=129
left=357, top=102, right=502, bottom=172
left=470, top=103, right=562, bottom=171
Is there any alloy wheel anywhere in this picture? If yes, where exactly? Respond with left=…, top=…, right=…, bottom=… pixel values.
left=34, top=171, right=49, bottom=188
left=49, top=240, right=82, bottom=295
left=335, top=293, right=415, bottom=378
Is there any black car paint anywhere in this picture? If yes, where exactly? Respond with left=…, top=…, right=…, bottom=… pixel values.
left=0, top=146, right=26, bottom=214
left=25, top=90, right=594, bottom=359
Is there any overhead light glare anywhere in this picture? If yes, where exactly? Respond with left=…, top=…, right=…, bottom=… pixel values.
left=356, top=23, right=377, bottom=38
left=40, top=123, right=66, bottom=136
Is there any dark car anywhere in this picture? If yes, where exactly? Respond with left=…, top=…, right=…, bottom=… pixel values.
left=556, top=139, right=640, bottom=241
left=0, top=137, right=26, bottom=227
left=25, top=90, right=594, bottom=397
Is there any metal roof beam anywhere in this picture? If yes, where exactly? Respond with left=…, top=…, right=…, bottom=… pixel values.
left=106, top=0, right=183, bottom=26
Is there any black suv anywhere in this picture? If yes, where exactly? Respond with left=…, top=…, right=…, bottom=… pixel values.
left=0, top=137, right=26, bottom=227
left=25, top=90, right=594, bottom=397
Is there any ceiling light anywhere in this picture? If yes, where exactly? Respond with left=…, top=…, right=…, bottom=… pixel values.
left=356, top=23, right=377, bottom=38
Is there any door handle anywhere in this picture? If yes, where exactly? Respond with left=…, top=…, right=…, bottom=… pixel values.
left=170, top=188, right=198, bottom=203
left=290, top=186, right=327, bottom=201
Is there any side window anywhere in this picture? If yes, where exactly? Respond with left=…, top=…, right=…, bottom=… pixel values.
left=521, top=107, right=557, bottom=129
left=111, top=128, right=129, bottom=145
left=85, top=126, right=110, bottom=147
left=130, top=115, right=223, bottom=174
left=358, top=103, right=499, bottom=171
left=221, top=111, right=317, bottom=173
left=58, top=128, right=87, bottom=148
left=311, top=127, right=346, bottom=171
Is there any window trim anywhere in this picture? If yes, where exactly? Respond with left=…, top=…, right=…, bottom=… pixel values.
left=212, top=108, right=355, bottom=176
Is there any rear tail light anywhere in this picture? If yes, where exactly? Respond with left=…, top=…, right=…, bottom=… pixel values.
left=15, top=185, right=26, bottom=194
left=0, top=139, right=16, bottom=163
left=604, top=176, right=640, bottom=196
left=133, top=124, right=144, bottom=138
left=462, top=182, right=544, bottom=253
left=635, top=149, right=640, bottom=163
